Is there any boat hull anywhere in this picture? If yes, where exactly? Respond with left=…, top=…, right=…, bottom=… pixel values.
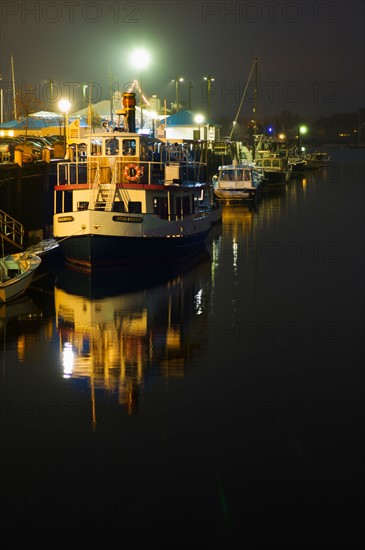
left=264, top=171, right=288, bottom=186
left=58, top=232, right=211, bottom=271
left=54, top=207, right=212, bottom=271
left=214, top=188, right=258, bottom=202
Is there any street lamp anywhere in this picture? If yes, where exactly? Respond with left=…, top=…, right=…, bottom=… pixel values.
left=195, top=114, right=204, bottom=140
left=130, top=48, right=151, bottom=129
left=298, top=125, right=308, bottom=155
left=172, top=77, right=184, bottom=111
left=59, top=99, right=71, bottom=158
left=203, top=75, right=215, bottom=118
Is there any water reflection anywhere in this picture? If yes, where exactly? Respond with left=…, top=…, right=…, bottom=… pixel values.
left=0, top=294, right=44, bottom=362
left=54, top=252, right=213, bottom=419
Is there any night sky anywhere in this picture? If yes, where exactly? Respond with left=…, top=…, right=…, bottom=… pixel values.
left=1, top=0, right=364, bottom=122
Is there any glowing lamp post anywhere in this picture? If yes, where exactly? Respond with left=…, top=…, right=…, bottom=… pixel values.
left=59, top=99, right=71, bottom=158
left=203, top=75, right=215, bottom=119
left=298, top=125, right=308, bottom=155
left=172, top=77, right=184, bottom=111
left=195, top=114, right=204, bottom=140
left=130, top=48, right=150, bottom=129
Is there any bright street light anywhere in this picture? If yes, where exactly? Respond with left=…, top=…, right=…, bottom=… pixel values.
left=172, top=77, right=184, bottom=111
left=195, top=114, right=204, bottom=140
left=298, top=125, right=308, bottom=154
left=203, top=75, right=215, bottom=118
left=130, top=49, right=151, bottom=128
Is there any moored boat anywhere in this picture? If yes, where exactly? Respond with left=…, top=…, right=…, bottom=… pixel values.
left=52, top=93, right=212, bottom=272
left=213, top=160, right=263, bottom=203
left=304, top=151, right=331, bottom=168
left=0, top=252, right=42, bottom=302
left=254, top=149, right=291, bottom=186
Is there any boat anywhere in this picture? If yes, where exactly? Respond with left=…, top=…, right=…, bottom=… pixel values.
left=304, top=151, right=331, bottom=168
left=254, top=136, right=292, bottom=186
left=288, top=154, right=307, bottom=172
left=52, top=92, right=212, bottom=272
left=0, top=252, right=42, bottom=302
left=213, top=159, right=263, bottom=203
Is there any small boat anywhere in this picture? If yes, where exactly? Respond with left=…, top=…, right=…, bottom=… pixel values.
left=53, top=92, right=212, bottom=272
left=0, top=252, right=42, bottom=302
left=213, top=159, right=263, bottom=203
left=304, top=151, right=331, bottom=169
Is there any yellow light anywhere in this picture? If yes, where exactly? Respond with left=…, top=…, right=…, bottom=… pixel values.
left=195, top=114, right=204, bottom=124
left=299, top=125, right=308, bottom=135
left=59, top=99, right=71, bottom=113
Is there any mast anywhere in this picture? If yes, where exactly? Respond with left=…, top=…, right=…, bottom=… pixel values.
left=11, top=55, right=17, bottom=119
left=251, top=53, right=258, bottom=160
left=229, top=55, right=258, bottom=142
left=108, top=59, right=113, bottom=123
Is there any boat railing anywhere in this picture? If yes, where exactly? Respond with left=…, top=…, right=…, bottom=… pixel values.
left=57, top=161, right=101, bottom=186
left=56, top=158, right=208, bottom=188
left=0, top=209, right=24, bottom=249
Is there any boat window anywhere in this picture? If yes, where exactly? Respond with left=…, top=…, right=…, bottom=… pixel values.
left=244, top=170, right=251, bottom=181
left=91, top=139, right=102, bottom=156
left=153, top=197, right=168, bottom=219
left=77, top=201, right=89, bottom=211
left=128, top=201, right=142, bottom=213
left=113, top=201, right=125, bottom=212
left=236, top=170, right=243, bottom=179
left=264, top=160, right=271, bottom=167
left=174, top=195, right=191, bottom=217
left=221, top=170, right=235, bottom=181
left=122, top=139, right=136, bottom=156
left=77, top=144, right=87, bottom=162
left=272, top=160, right=280, bottom=167
left=106, top=138, right=119, bottom=155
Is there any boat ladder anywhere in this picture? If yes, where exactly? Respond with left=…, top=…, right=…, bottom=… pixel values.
left=93, top=182, right=117, bottom=211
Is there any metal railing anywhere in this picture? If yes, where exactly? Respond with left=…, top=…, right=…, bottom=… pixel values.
left=0, top=209, right=24, bottom=249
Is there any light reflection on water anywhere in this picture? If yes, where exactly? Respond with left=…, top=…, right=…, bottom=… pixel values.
left=54, top=253, right=214, bottom=418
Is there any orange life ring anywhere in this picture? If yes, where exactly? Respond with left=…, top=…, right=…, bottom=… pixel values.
left=124, top=163, right=143, bottom=182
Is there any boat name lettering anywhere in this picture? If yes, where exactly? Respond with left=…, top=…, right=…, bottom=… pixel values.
left=58, top=216, right=74, bottom=222
left=113, top=215, right=142, bottom=223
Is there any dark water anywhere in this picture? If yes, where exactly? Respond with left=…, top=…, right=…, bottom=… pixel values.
left=1, top=148, right=364, bottom=549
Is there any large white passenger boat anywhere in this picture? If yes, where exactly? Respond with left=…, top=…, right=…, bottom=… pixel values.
left=53, top=93, right=213, bottom=271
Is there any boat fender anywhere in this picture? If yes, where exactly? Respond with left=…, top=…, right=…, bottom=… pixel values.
left=124, top=164, right=144, bottom=182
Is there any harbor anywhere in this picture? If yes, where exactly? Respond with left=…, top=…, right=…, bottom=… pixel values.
left=0, top=0, right=364, bottom=546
